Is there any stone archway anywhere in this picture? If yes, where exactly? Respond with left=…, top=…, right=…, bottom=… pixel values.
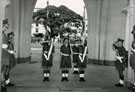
left=0, top=0, right=135, bottom=83
left=1, top=0, right=37, bottom=63
left=1, top=0, right=129, bottom=64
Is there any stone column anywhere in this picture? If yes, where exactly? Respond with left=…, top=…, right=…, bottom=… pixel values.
left=18, top=0, right=37, bottom=63
left=84, top=0, right=128, bottom=65
left=4, top=0, right=37, bottom=63
left=123, top=0, right=135, bottom=84
left=0, top=0, right=4, bottom=81
left=0, top=0, right=11, bottom=85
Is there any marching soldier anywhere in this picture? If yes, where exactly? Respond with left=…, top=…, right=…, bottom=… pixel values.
left=60, top=38, right=72, bottom=81
left=41, top=38, right=55, bottom=81
left=77, top=39, right=88, bottom=82
left=112, top=38, right=126, bottom=87
left=72, top=40, right=79, bottom=74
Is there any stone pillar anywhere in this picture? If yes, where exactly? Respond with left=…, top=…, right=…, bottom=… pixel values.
left=0, top=0, right=4, bottom=81
left=18, top=0, right=37, bottom=63
left=123, top=0, right=135, bottom=84
left=5, top=0, right=37, bottom=63
left=0, top=0, right=11, bottom=85
left=84, top=0, right=128, bottom=65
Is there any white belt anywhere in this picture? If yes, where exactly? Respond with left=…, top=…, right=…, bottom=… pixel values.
left=62, top=53, right=69, bottom=56
left=44, top=51, right=48, bottom=54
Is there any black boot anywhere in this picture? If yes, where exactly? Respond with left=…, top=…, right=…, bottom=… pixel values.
left=65, top=77, right=69, bottom=81
left=115, top=83, right=123, bottom=87
left=115, top=75, right=124, bottom=87
left=61, top=77, right=65, bottom=81
left=81, top=77, right=85, bottom=82
left=61, top=70, right=66, bottom=81
left=46, top=77, right=50, bottom=81
left=6, top=82, right=15, bottom=86
left=43, top=70, right=48, bottom=82
left=43, top=77, right=47, bottom=81
left=79, top=77, right=83, bottom=81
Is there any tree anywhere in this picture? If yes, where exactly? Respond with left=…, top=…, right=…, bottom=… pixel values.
left=33, top=5, right=83, bottom=38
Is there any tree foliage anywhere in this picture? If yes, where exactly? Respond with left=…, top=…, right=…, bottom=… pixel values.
left=33, top=5, right=83, bottom=37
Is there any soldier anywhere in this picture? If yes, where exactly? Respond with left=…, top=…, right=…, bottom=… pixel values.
left=128, top=26, right=135, bottom=91
left=41, top=38, right=55, bottom=81
left=72, top=40, right=79, bottom=74
left=129, top=40, right=135, bottom=90
left=1, top=19, right=9, bottom=92
left=77, top=39, right=88, bottom=82
left=1, top=19, right=16, bottom=92
left=60, top=38, right=72, bottom=81
left=5, top=32, right=16, bottom=85
left=112, top=38, right=126, bottom=87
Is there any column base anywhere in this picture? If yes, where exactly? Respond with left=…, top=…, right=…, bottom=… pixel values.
left=16, top=56, right=31, bottom=63
left=125, top=81, right=134, bottom=87
left=88, top=58, right=115, bottom=66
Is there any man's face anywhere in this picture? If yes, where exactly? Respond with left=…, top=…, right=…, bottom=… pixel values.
left=3, top=24, right=9, bottom=33
left=118, top=41, right=123, bottom=47
left=75, top=41, right=79, bottom=46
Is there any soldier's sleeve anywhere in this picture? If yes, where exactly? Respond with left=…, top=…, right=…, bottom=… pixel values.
left=52, top=45, right=55, bottom=53
left=60, top=45, right=63, bottom=53
left=86, top=46, right=88, bottom=54
left=72, top=46, right=75, bottom=52
left=42, top=44, right=45, bottom=52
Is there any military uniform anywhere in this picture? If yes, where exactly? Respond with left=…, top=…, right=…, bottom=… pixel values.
left=42, top=43, right=55, bottom=67
left=1, top=19, right=15, bottom=88
left=60, top=43, right=72, bottom=82
left=8, top=40, right=16, bottom=68
left=130, top=40, right=135, bottom=70
left=115, top=46, right=126, bottom=71
left=72, top=45, right=79, bottom=74
left=60, top=45, right=72, bottom=68
left=41, top=42, right=55, bottom=81
left=113, top=38, right=126, bottom=87
left=72, top=45, right=79, bottom=63
left=2, top=32, right=9, bottom=67
left=77, top=45, right=88, bottom=68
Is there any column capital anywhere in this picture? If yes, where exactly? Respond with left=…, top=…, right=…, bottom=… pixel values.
left=2, top=0, right=11, bottom=9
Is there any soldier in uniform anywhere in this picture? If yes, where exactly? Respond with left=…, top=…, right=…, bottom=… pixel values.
left=60, top=38, right=72, bottom=81
left=1, top=19, right=9, bottom=92
left=128, top=26, right=135, bottom=90
left=112, top=38, right=126, bottom=87
left=72, top=40, right=79, bottom=74
left=77, top=39, right=88, bottom=82
left=5, top=32, right=16, bottom=86
left=41, top=38, right=55, bottom=81
left=2, top=19, right=15, bottom=86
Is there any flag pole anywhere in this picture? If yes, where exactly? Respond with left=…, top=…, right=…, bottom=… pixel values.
left=82, top=6, right=86, bottom=42
left=45, top=0, right=50, bottom=40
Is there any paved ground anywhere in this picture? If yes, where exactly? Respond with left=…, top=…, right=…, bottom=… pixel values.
left=7, top=43, right=131, bottom=92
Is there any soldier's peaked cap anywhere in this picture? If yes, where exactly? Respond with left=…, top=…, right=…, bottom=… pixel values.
left=117, top=38, right=124, bottom=43
left=131, top=25, right=135, bottom=34
left=7, top=32, right=14, bottom=36
left=3, top=19, right=8, bottom=24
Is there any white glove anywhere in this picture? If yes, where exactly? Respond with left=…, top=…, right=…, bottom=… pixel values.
left=116, top=56, right=123, bottom=63
left=132, top=48, right=135, bottom=52
left=79, top=55, right=83, bottom=63
left=2, top=44, right=8, bottom=49
left=8, top=50, right=14, bottom=54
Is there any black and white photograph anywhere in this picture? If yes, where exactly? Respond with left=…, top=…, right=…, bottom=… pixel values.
left=0, top=0, right=135, bottom=92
